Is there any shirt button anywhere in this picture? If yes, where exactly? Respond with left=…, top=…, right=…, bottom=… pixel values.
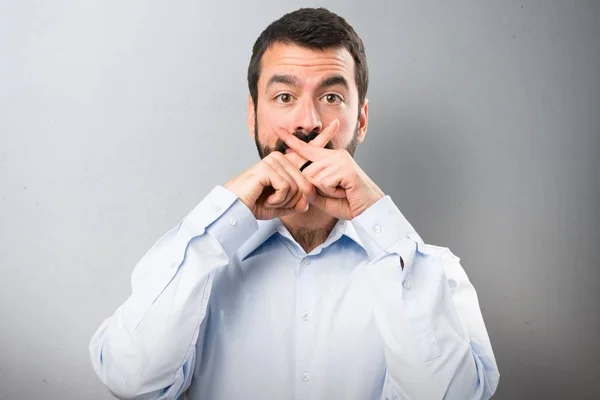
left=229, top=217, right=237, bottom=226
left=302, top=257, right=311, bottom=265
left=301, top=372, right=310, bottom=382
left=448, top=279, right=457, bottom=289
left=373, top=224, right=383, bottom=234
left=301, top=311, right=309, bottom=321
left=170, top=261, right=179, bottom=269
left=402, top=280, right=411, bottom=290
left=214, top=205, right=221, bottom=214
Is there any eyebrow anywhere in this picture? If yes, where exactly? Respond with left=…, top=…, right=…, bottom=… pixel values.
left=265, top=74, right=349, bottom=92
left=317, top=75, right=349, bottom=91
left=266, top=74, right=300, bottom=90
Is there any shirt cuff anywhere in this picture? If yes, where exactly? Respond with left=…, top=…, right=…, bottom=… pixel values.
left=182, top=185, right=258, bottom=260
left=352, top=195, right=416, bottom=254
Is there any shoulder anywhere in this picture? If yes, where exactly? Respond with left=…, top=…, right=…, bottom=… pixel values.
left=416, top=241, right=461, bottom=263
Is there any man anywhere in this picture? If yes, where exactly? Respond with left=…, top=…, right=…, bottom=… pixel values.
left=90, top=8, right=499, bottom=400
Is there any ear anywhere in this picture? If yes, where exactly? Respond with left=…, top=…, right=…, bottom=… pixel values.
left=357, top=98, right=369, bottom=144
left=247, top=94, right=256, bottom=139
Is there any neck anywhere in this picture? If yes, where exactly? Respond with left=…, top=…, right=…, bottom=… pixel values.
left=279, top=205, right=338, bottom=254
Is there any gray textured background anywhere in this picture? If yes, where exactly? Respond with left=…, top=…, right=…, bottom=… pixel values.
left=0, top=1, right=598, bottom=399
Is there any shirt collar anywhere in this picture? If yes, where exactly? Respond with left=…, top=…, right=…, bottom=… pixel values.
left=237, top=218, right=371, bottom=261
left=237, top=218, right=280, bottom=262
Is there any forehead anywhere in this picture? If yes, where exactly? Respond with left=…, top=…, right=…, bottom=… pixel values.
left=258, top=42, right=355, bottom=89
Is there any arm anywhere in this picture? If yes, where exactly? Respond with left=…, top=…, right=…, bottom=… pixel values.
left=353, top=196, right=500, bottom=400
left=89, top=186, right=258, bottom=399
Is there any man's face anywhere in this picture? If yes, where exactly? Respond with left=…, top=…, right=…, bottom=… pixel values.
left=248, top=43, right=368, bottom=159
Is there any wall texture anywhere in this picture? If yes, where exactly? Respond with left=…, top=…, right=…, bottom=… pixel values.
left=0, top=1, right=598, bottom=399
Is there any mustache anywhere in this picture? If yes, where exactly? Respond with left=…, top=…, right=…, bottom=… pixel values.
left=274, top=130, right=334, bottom=154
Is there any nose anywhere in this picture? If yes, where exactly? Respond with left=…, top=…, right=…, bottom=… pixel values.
left=292, top=99, right=322, bottom=134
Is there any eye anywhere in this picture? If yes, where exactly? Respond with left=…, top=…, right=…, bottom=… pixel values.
left=275, top=93, right=294, bottom=104
left=321, top=93, right=342, bottom=105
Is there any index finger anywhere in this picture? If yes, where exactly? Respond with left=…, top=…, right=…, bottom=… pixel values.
left=274, top=119, right=340, bottom=165
left=270, top=129, right=306, bottom=169
left=307, top=118, right=340, bottom=149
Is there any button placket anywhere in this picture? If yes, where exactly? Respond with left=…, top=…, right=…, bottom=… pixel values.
left=296, top=256, right=314, bottom=397
left=299, top=257, right=312, bottom=324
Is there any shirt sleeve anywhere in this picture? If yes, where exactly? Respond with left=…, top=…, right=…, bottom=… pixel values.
left=89, top=185, right=258, bottom=399
left=352, top=196, right=500, bottom=400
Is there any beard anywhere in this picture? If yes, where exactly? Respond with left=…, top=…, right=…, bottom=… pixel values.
left=254, top=116, right=360, bottom=160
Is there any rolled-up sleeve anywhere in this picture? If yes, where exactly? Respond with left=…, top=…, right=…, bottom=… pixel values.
left=353, top=196, right=500, bottom=400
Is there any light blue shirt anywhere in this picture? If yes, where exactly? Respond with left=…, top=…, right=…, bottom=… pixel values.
left=89, top=185, right=499, bottom=399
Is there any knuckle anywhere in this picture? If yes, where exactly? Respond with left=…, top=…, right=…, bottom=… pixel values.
left=258, top=159, right=270, bottom=171
left=269, top=151, right=284, bottom=161
left=336, top=148, right=349, bottom=158
left=280, top=154, right=296, bottom=167
left=302, top=181, right=314, bottom=194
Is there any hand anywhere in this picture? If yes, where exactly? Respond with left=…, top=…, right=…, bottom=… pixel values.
left=274, top=127, right=385, bottom=220
left=223, top=120, right=339, bottom=220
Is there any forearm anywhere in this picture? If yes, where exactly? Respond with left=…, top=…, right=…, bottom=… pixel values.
left=89, top=186, right=257, bottom=399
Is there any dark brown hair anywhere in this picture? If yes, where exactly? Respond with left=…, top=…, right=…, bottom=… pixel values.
left=247, top=8, right=369, bottom=110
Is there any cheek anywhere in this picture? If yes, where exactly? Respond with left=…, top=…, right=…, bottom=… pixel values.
left=320, top=103, right=358, bottom=141
left=256, top=111, right=279, bottom=147
left=331, top=117, right=356, bottom=147
left=255, top=107, right=271, bottom=132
